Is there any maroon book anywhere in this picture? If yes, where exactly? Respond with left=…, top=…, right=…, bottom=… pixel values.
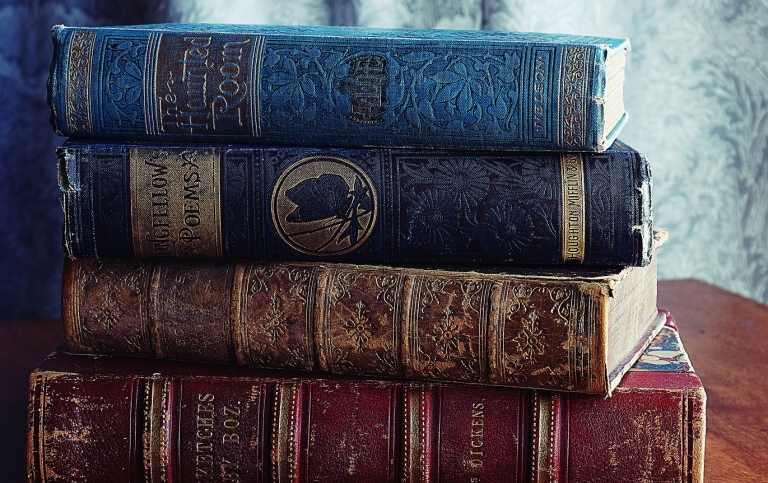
left=28, top=311, right=705, bottom=482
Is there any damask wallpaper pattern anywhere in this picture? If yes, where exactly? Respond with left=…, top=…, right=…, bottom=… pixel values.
left=1, top=0, right=767, bottom=319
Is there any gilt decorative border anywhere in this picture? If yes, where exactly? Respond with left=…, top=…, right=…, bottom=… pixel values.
left=560, top=45, right=589, bottom=147
left=65, top=30, right=96, bottom=133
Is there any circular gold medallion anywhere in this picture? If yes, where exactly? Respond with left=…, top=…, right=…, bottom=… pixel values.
left=271, top=155, right=377, bottom=256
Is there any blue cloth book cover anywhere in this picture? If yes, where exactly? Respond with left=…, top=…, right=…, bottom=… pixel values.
left=58, top=139, right=652, bottom=266
left=49, top=24, right=630, bottom=152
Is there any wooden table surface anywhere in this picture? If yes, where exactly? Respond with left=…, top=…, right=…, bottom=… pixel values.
left=2, top=279, right=767, bottom=482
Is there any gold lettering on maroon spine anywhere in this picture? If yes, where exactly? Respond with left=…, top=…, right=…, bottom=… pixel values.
left=152, top=33, right=264, bottom=136
left=65, top=30, right=96, bottom=133
left=272, top=155, right=377, bottom=256
left=192, top=393, right=244, bottom=482
left=221, top=403, right=242, bottom=481
left=341, top=55, right=386, bottom=124
left=468, top=402, right=486, bottom=469
left=560, top=45, right=589, bottom=147
left=195, top=393, right=216, bottom=481
left=560, top=153, right=585, bottom=262
left=130, top=148, right=222, bottom=258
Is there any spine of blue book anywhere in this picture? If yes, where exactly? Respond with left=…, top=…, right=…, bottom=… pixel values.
left=58, top=139, right=652, bottom=266
left=49, top=24, right=629, bottom=152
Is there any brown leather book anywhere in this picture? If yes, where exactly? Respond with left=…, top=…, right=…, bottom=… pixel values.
left=62, top=232, right=665, bottom=396
left=28, top=312, right=705, bottom=482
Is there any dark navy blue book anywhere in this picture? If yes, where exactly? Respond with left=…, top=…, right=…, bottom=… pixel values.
left=58, top=139, right=653, bottom=266
left=49, top=24, right=629, bottom=152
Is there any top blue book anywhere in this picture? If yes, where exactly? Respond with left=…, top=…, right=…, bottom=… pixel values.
left=49, top=24, right=630, bottom=152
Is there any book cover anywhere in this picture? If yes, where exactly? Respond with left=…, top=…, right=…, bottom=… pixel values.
left=62, top=231, right=665, bottom=395
left=58, top=139, right=653, bottom=266
left=28, top=312, right=705, bottom=482
left=49, top=24, right=629, bottom=152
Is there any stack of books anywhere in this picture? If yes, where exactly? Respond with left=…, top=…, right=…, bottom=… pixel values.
left=29, top=24, right=705, bottom=481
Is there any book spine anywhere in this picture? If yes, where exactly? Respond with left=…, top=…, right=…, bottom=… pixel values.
left=48, top=25, right=622, bottom=151
left=566, top=371, right=707, bottom=483
left=62, top=257, right=619, bottom=394
left=27, top=353, right=706, bottom=482
left=58, top=141, right=652, bottom=266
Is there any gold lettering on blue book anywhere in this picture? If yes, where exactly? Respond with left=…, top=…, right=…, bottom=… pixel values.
left=271, top=155, right=377, bottom=256
left=560, top=153, right=585, bottom=262
left=130, top=148, right=222, bottom=258
left=342, top=55, right=386, bottom=124
left=65, top=30, right=96, bottom=133
left=154, top=33, right=263, bottom=136
left=532, top=49, right=551, bottom=139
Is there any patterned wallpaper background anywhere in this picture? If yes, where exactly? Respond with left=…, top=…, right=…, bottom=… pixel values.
left=1, top=0, right=767, bottom=319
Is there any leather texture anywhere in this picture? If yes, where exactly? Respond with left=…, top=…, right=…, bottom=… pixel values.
left=62, top=256, right=660, bottom=395
left=48, top=24, right=627, bottom=152
left=59, top=139, right=652, bottom=266
left=28, top=314, right=705, bottom=482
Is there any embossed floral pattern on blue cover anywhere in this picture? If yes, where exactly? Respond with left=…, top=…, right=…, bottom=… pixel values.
left=100, top=37, right=147, bottom=133
left=259, top=42, right=523, bottom=141
left=49, top=24, right=630, bottom=151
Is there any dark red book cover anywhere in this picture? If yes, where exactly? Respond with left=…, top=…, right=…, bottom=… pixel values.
left=28, top=311, right=705, bottom=482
